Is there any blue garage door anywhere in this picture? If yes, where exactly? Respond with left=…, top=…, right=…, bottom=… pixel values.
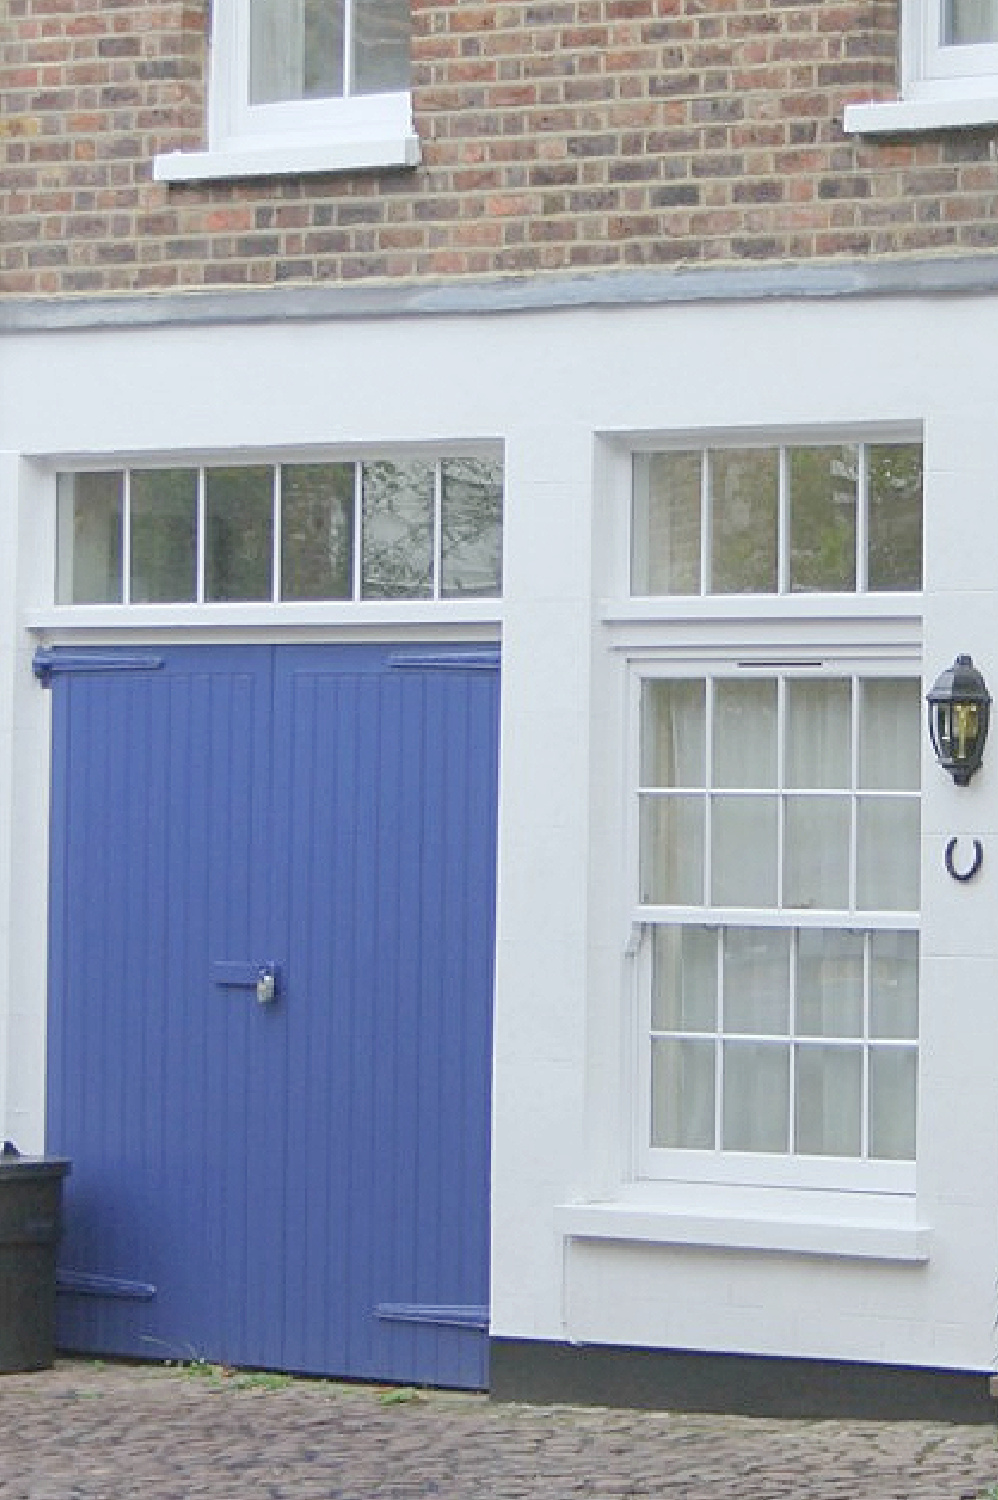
left=42, top=642, right=498, bottom=1389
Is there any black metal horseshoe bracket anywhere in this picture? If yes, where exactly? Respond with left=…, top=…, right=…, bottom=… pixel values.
left=945, top=836, right=984, bottom=883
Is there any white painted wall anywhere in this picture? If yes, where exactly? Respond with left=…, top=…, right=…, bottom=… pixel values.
left=1, top=287, right=998, bottom=1373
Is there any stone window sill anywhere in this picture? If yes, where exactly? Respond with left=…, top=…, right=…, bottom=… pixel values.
left=844, top=94, right=998, bottom=133
left=555, top=1202, right=930, bottom=1263
left=153, top=133, right=420, bottom=183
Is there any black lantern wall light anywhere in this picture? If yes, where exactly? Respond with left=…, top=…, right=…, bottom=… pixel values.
left=926, top=654, right=991, bottom=786
left=927, top=654, right=990, bottom=883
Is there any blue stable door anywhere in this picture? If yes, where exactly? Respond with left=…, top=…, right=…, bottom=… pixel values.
left=43, top=643, right=499, bottom=1388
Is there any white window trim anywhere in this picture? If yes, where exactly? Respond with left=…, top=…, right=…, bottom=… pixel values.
left=153, top=0, right=420, bottom=183
left=580, top=430, right=925, bottom=1257
left=628, top=654, right=921, bottom=1198
left=844, top=0, right=998, bottom=134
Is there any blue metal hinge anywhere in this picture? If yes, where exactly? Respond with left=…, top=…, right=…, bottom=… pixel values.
left=57, top=1269, right=156, bottom=1301
left=389, top=650, right=500, bottom=672
left=375, top=1302, right=490, bottom=1331
left=32, top=649, right=165, bottom=686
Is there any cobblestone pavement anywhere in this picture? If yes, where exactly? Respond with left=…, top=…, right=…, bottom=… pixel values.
left=0, top=1360, right=995, bottom=1500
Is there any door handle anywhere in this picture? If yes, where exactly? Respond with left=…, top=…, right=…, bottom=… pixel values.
left=211, top=960, right=282, bottom=1004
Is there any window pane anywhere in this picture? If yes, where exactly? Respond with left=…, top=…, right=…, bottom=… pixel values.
left=945, top=0, right=998, bottom=42
left=788, top=445, right=857, bottom=593
left=785, top=679, right=851, bottom=788
left=652, top=1039, right=715, bottom=1149
left=205, top=467, right=274, bottom=602
left=709, top=448, right=778, bottom=593
left=784, top=795, right=850, bottom=910
left=641, top=680, right=705, bottom=788
left=56, top=472, right=123, bottom=605
left=130, top=469, right=197, bottom=604
left=353, top=0, right=410, bottom=94
left=869, top=1047, right=917, bottom=1160
left=631, top=451, right=701, bottom=595
left=867, top=444, right=922, bottom=591
left=712, top=795, right=778, bottom=906
left=723, top=928, right=790, bottom=1034
left=713, top=679, right=777, bottom=788
left=722, top=1042, right=789, bottom=1152
left=870, top=932, right=919, bottom=1039
left=306, top=0, right=346, bottom=95
left=281, top=463, right=354, bottom=601
left=795, top=1045, right=862, bottom=1157
left=250, top=0, right=344, bottom=103
left=797, top=929, right=864, bottom=1036
left=652, top=925, right=717, bottom=1030
left=361, top=460, right=434, bottom=599
left=859, top=679, right=921, bottom=791
left=857, top=797, right=920, bottom=910
left=440, top=457, right=503, bottom=598
left=639, top=795, right=704, bottom=905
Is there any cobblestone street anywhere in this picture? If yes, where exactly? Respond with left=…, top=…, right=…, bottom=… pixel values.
left=0, top=1361, right=994, bottom=1499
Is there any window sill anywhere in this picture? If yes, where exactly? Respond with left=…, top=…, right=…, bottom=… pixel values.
left=844, top=94, right=998, bottom=133
left=153, top=132, right=420, bottom=183
left=555, top=1201, right=930, bottom=1263
left=25, top=599, right=501, bottom=634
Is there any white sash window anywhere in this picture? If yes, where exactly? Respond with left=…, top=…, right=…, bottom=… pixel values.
left=625, top=438, right=923, bottom=1194
left=154, top=0, right=418, bottom=182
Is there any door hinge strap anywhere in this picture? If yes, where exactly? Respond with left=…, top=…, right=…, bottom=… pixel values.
left=388, top=650, right=500, bottom=672
left=375, top=1302, right=490, bottom=1331
left=57, top=1269, right=157, bottom=1301
left=33, top=649, right=165, bottom=686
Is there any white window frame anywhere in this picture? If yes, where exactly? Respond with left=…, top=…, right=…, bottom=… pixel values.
left=845, top=0, right=998, bottom=133
left=154, top=0, right=419, bottom=183
left=559, top=427, right=928, bottom=1262
left=39, top=446, right=503, bottom=632
left=620, top=428, right=924, bottom=1197
left=629, top=654, right=921, bottom=1198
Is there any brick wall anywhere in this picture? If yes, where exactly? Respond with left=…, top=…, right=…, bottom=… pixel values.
left=3, top=0, right=998, bottom=297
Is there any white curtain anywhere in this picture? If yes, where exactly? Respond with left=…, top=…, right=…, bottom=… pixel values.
left=249, top=0, right=303, bottom=104
left=947, top=0, right=998, bottom=42
left=249, top=0, right=347, bottom=103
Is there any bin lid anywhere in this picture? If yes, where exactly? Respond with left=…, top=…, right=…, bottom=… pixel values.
left=0, top=1156, right=70, bottom=1178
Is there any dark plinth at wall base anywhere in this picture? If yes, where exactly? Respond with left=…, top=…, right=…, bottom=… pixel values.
left=489, top=1340, right=997, bottom=1423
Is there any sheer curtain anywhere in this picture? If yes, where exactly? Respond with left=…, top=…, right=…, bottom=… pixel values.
left=643, top=673, right=919, bottom=1161
left=249, top=0, right=345, bottom=104
left=946, top=0, right=998, bottom=42
left=250, top=0, right=303, bottom=104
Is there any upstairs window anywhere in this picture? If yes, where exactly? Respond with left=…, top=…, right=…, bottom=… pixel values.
left=914, top=0, right=998, bottom=90
left=845, top=0, right=998, bottom=132
left=154, top=0, right=418, bottom=182
left=248, top=0, right=409, bottom=105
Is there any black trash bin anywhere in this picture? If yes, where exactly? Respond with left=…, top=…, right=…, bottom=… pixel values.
left=0, top=1155, right=70, bottom=1372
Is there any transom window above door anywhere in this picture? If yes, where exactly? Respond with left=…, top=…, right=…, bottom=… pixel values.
left=631, top=442, right=922, bottom=597
left=55, top=456, right=502, bottom=607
